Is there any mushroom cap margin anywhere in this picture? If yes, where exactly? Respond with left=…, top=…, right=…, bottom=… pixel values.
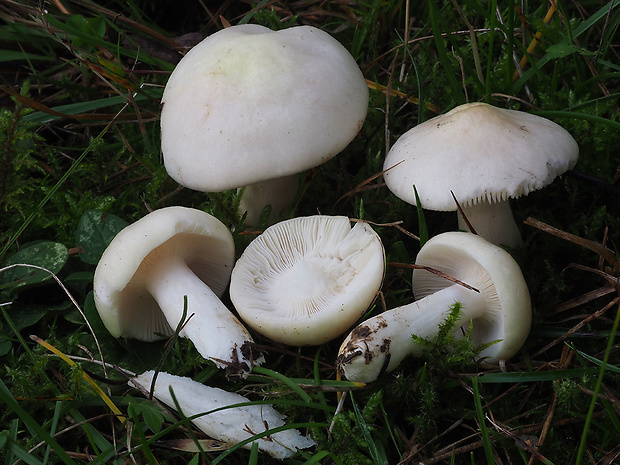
left=229, top=216, right=385, bottom=346
left=383, top=102, right=579, bottom=210
left=93, top=206, right=235, bottom=341
left=412, top=231, right=532, bottom=362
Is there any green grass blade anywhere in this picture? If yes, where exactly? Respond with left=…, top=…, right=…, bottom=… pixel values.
left=210, top=422, right=328, bottom=465
left=80, top=423, right=104, bottom=462
left=570, top=344, right=620, bottom=374
left=600, top=399, right=620, bottom=434
left=0, top=378, right=77, bottom=465
left=533, top=110, right=620, bottom=129
left=397, top=29, right=426, bottom=123
left=127, top=403, right=161, bottom=465
left=275, top=377, right=364, bottom=390
left=248, top=441, right=259, bottom=465
left=301, top=450, right=332, bottom=464
left=6, top=419, right=19, bottom=465
left=484, top=0, right=497, bottom=99
left=238, top=0, right=272, bottom=24
left=42, top=401, right=63, bottom=465
left=471, top=368, right=599, bottom=383
left=252, top=366, right=313, bottom=403
left=349, top=392, right=388, bottom=465
left=0, top=50, right=54, bottom=62
left=65, top=409, right=118, bottom=465
left=595, top=58, right=620, bottom=71
left=0, top=304, right=35, bottom=360
left=380, top=400, right=401, bottom=457
left=167, top=385, right=208, bottom=459
left=505, top=0, right=517, bottom=87
left=471, top=377, right=495, bottom=464
left=413, top=185, right=429, bottom=246
left=428, top=1, right=466, bottom=103
left=2, top=436, right=45, bottom=465
left=575, top=303, right=620, bottom=465
left=571, top=0, right=620, bottom=38
left=21, top=94, right=151, bottom=124
left=312, top=346, right=331, bottom=422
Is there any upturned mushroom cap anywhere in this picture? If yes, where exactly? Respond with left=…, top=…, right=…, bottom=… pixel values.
left=412, top=231, right=532, bottom=362
left=337, top=231, right=532, bottom=383
left=131, top=370, right=315, bottom=459
left=93, top=206, right=234, bottom=341
left=230, top=216, right=385, bottom=346
left=161, top=24, right=369, bottom=192
left=94, top=206, right=262, bottom=379
left=383, top=102, right=579, bottom=209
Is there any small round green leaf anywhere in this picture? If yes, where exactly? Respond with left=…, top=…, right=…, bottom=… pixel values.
left=75, top=210, right=128, bottom=265
left=0, top=331, right=12, bottom=357
left=0, top=241, right=68, bottom=292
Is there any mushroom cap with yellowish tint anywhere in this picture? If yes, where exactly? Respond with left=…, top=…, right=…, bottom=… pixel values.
left=229, top=216, right=385, bottom=346
left=161, top=24, right=369, bottom=192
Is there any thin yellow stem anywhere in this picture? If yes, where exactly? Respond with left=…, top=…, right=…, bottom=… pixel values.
left=366, top=79, right=441, bottom=113
left=31, top=335, right=127, bottom=425
left=513, top=1, right=558, bottom=82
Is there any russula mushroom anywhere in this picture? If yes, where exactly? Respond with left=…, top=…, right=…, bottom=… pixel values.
left=337, top=231, right=531, bottom=383
left=383, top=102, right=579, bottom=248
left=93, top=206, right=263, bottom=379
left=160, top=24, right=368, bottom=224
left=229, top=215, right=385, bottom=346
left=130, top=370, right=315, bottom=459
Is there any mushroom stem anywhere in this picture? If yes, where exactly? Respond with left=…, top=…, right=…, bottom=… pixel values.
left=337, top=283, right=486, bottom=383
left=145, top=254, right=263, bottom=377
left=238, top=174, right=299, bottom=225
left=458, top=200, right=524, bottom=249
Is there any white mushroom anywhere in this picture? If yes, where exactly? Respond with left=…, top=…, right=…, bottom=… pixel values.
left=337, top=232, right=531, bottom=383
left=130, top=370, right=315, bottom=459
left=383, top=102, right=579, bottom=248
left=230, top=216, right=385, bottom=346
left=93, top=206, right=264, bottom=379
left=160, top=24, right=369, bottom=224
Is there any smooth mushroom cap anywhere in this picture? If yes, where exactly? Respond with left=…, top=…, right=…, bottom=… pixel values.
left=93, top=206, right=234, bottom=341
left=383, top=102, right=579, bottom=210
left=161, top=24, right=369, bottom=192
left=230, top=216, right=385, bottom=346
left=412, top=231, right=532, bottom=362
left=131, top=371, right=315, bottom=459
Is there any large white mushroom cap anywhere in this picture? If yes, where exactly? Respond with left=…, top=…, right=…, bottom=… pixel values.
left=230, top=216, right=385, bottom=346
left=161, top=24, right=369, bottom=192
left=383, top=102, right=579, bottom=210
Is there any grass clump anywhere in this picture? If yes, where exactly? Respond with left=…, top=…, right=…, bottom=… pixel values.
left=379, top=303, right=488, bottom=448
left=1, top=0, right=620, bottom=464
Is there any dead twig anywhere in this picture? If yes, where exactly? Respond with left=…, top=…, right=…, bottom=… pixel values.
left=524, top=217, right=618, bottom=271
